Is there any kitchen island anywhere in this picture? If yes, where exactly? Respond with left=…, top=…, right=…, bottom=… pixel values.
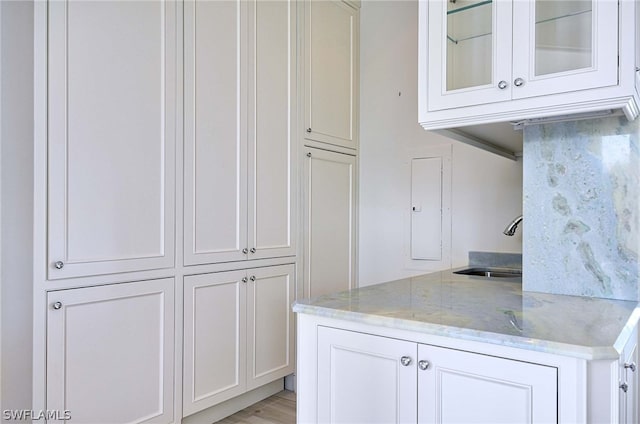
left=293, top=269, right=640, bottom=423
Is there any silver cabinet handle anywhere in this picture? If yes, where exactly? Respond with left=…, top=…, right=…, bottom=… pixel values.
left=514, top=78, right=525, bottom=87
left=250, top=248, right=256, bottom=254
left=250, top=276, right=256, bottom=281
left=52, top=301, right=62, bottom=310
left=242, top=248, right=248, bottom=254
left=621, top=382, right=629, bottom=393
left=54, top=261, right=64, bottom=270
left=306, top=128, right=312, bottom=133
left=400, top=356, right=412, bottom=367
left=418, top=360, right=430, bottom=370
left=242, top=277, right=248, bottom=283
left=625, top=362, right=637, bottom=372
left=498, top=80, right=508, bottom=90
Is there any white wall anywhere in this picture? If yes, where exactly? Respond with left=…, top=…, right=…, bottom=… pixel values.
left=359, top=0, right=523, bottom=286
left=1, top=0, right=34, bottom=418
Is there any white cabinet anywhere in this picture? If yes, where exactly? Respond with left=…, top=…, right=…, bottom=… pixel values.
left=419, top=0, right=639, bottom=128
left=303, top=148, right=356, bottom=299
left=46, top=0, right=177, bottom=279
left=304, top=0, right=359, bottom=150
left=46, top=278, right=175, bottom=424
left=510, top=1, right=618, bottom=99
left=36, top=0, right=299, bottom=420
left=620, top=327, right=638, bottom=424
left=317, top=327, right=418, bottom=423
left=183, top=265, right=295, bottom=417
left=182, top=270, right=247, bottom=415
left=417, top=344, right=556, bottom=423
left=184, top=0, right=297, bottom=266
left=317, top=326, right=557, bottom=424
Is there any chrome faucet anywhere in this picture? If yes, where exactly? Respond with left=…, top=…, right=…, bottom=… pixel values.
left=503, top=215, right=523, bottom=236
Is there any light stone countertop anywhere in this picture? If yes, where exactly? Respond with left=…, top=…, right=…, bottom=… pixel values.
left=292, top=269, right=640, bottom=360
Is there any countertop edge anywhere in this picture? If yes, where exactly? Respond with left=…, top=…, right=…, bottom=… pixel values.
left=293, top=301, right=636, bottom=361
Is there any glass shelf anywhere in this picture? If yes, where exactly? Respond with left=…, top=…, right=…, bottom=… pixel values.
left=536, top=8, right=591, bottom=25
left=447, top=32, right=491, bottom=45
left=447, top=0, right=493, bottom=44
left=447, top=3, right=592, bottom=45
left=447, top=0, right=492, bottom=16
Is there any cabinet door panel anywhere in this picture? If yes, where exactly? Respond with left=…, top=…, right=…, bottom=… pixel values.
left=248, top=0, right=296, bottom=260
left=427, top=0, right=512, bottom=111
left=247, top=264, right=295, bottom=390
left=184, top=0, right=248, bottom=265
left=512, top=0, right=618, bottom=99
left=303, top=148, right=356, bottom=298
left=46, top=279, right=174, bottom=424
left=418, top=344, right=557, bottom=423
left=183, top=271, right=247, bottom=416
left=318, top=327, right=417, bottom=424
left=620, top=327, right=638, bottom=424
left=47, top=0, right=176, bottom=279
left=305, top=0, right=358, bottom=149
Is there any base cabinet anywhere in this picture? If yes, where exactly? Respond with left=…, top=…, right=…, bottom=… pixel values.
left=46, top=279, right=175, bottom=424
left=317, top=326, right=557, bottom=423
left=183, top=265, right=295, bottom=417
left=317, top=327, right=417, bottom=423
left=418, top=344, right=556, bottom=423
left=620, top=326, right=639, bottom=424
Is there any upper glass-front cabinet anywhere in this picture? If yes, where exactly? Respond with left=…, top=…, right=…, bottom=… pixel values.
left=512, top=0, right=618, bottom=99
left=428, top=0, right=512, bottom=110
left=533, top=0, right=593, bottom=77
left=426, top=0, right=618, bottom=112
left=446, top=0, right=493, bottom=91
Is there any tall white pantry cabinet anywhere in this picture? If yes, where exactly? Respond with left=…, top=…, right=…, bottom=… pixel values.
left=302, top=0, right=360, bottom=299
left=29, top=0, right=361, bottom=422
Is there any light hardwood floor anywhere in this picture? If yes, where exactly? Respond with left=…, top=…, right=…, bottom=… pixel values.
left=215, top=391, right=296, bottom=424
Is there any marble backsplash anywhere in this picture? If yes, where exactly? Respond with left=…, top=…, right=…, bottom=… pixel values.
left=523, top=116, right=639, bottom=301
left=468, top=251, right=522, bottom=269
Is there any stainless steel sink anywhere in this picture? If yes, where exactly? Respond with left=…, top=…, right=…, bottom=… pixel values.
left=453, top=267, right=522, bottom=278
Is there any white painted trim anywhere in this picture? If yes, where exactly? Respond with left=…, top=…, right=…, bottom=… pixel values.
left=0, top=0, right=4, bottom=411
left=33, top=0, right=47, bottom=412
left=421, top=95, right=639, bottom=129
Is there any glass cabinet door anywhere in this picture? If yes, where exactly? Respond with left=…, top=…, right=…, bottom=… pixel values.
left=511, top=0, right=618, bottom=99
left=427, top=0, right=512, bottom=111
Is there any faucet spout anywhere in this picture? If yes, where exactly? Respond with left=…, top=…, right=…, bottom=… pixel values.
left=503, top=215, right=523, bottom=236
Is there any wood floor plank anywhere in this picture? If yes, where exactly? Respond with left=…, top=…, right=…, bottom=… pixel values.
left=215, top=391, right=296, bottom=424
